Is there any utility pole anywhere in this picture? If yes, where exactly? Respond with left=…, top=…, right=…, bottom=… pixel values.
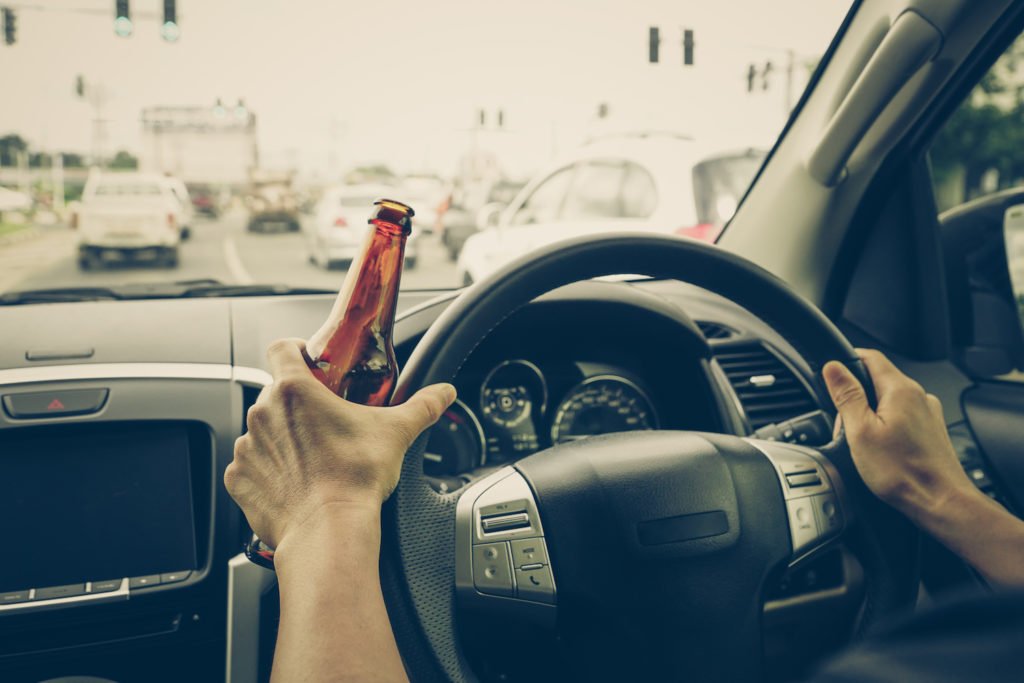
left=52, top=152, right=64, bottom=213
left=784, top=49, right=796, bottom=114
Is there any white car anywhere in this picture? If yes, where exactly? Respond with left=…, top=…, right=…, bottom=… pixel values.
left=163, top=176, right=195, bottom=240
left=400, top=174, right=447, bottom=234
left=74, top=172, right=186, bottom=269
left=307, top=184, right=420, bottom=269
left=457, top=134, right=765, bottom=284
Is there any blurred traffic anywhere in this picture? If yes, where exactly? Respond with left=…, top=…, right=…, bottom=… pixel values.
left=0, top=0, right=848, bottom=295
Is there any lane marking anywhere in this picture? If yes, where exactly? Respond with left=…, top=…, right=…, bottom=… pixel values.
left=222, top=236, right=253, bottom=285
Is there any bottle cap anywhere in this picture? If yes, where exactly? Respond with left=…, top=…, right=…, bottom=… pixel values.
left=371, top=198, right=415, bottom=232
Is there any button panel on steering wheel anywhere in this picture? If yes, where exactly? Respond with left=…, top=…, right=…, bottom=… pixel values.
left=455, top=468, right=557, bottom=620
left=747, top=439, right=847, bottom=562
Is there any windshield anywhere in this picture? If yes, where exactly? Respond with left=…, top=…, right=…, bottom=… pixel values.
left=0, top=0, right=851, bottom=297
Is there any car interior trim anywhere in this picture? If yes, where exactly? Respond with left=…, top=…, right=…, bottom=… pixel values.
left=0, top=579, right=129, bottom=614
left=225, top=553, right=277, bottom=683
left=0, top=362, right=233, bottom=386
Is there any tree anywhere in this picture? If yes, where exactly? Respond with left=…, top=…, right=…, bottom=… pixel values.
left=109, top=150, right=139, bottom=170
left=931, top=37, right=1024, bottom=210
left=0, top=133, right=28, bottom=166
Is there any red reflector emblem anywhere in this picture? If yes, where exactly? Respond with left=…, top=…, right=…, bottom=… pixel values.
left=47, top=398, right=65, bottom=410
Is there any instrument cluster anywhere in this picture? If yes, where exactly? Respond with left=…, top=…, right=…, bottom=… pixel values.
left=424, top=359, right=659, bottom=485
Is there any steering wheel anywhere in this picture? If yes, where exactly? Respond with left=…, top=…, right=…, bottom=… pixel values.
left=384, top=233, right=919, bottom=682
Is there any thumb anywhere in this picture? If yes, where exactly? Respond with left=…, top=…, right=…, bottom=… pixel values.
left=391, top=383, right=457, bottom=440
left=822, top=361, right=872, bottom=435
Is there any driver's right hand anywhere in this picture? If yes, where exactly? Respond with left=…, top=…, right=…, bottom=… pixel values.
left=822, top=349, right=976, bottom=525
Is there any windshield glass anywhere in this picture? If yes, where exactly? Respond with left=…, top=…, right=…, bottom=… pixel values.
left=0, top=0, right=850, bottom=296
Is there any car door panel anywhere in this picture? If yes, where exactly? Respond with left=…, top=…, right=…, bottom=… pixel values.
left=962, top=382, right=1024, bottom=511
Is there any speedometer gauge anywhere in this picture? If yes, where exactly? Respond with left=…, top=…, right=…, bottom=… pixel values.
left=480, top=359, right=547, bottom=459
left=550, top=376, right=658, bottom=444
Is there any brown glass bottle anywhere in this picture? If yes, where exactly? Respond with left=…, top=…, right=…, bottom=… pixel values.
left=305, top=198, right=413, bottom=405
left=245, top=198, right=413, bottom=570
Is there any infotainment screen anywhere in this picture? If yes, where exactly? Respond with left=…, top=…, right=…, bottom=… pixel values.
left=1, top=424, right=198, bottom=593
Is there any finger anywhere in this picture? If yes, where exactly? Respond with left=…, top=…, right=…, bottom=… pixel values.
left=266, top=337, right=314, bottom=382
left=855, top=348, right=907, bottom=397
left=832, top=413, right=843, bottom=440
left=389, top=383, right=457, bottom=441
left=823, top=361, right=873, bottom=434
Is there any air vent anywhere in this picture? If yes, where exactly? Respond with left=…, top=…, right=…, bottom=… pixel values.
left=696, top=320, right=736, bottom=340
left=714, top=343, right=818, bottom=428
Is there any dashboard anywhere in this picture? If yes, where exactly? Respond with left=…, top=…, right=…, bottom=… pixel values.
left=0, top=279, right=841, bottom=683
left=427, top=360, right=662, bottom=481
left=418, top=290, right=727, bottom=490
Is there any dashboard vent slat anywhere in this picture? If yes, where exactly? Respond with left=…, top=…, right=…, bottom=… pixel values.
left=714, top=343, right=818, bottom=428
left=695, top=320, right=737, bottom=340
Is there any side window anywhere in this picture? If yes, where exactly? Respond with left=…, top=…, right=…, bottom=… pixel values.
left=560, top=161, right=627, bottom=221
left=929, top=36, right=1024, bottom=375
left=621, top=163, right=657, bottom=218
left=510, top=166, right=574, bottom=226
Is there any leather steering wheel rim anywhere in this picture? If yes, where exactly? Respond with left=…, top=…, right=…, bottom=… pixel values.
left=382, top=232, right=920, bottom=682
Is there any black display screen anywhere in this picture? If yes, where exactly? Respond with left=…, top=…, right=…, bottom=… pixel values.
left=0, top=424, right=198, bottom=592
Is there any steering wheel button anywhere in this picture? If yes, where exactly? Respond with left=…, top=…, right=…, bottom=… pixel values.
left=812, top=493, right=843, bottom=535
left=786, top=498, right=820, bottom=554
left=515, top=565, right=555, bottom=604
left=510, top=538, right=549, bottom=566
left=481, top=512, right=531, bottom=533
left=472, top=542, right=514, bottom=597
left=786, top=472, right=822, bottom=488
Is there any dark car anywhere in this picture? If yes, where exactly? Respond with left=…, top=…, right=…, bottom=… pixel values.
left=439, top=179, right=526, bottom=260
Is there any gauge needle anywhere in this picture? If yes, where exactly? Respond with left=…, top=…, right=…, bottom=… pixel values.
left=423, top=452, right=444, bottom=463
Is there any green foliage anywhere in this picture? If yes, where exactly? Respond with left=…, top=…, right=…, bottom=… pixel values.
left=108, top=150, right=138, bottom=170
left=0, top=133, right=28, bottom=166
left=931, top=37, right=1024, bottom=210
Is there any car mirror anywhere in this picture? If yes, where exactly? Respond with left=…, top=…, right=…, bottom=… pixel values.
left=476, top=202, right=505, bottom=231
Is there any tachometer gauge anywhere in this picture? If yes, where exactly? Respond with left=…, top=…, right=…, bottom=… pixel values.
left=480, top=359, right=547, bottom=459
left=551, top=375, right=658, bottom=444
left=423, top=399, right=486, bottom=479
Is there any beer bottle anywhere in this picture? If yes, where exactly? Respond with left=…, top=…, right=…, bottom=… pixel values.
left=245, top=198, right=414, bottom=570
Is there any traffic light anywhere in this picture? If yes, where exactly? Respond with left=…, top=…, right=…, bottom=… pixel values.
left=2, top=8, right=16, bottom=46
left=648, top=26, right=660, bottom=63
left=682, top=29, right=694, bottom=66
left=747, top=64, right=757, bottom=92
left=114, top=0, right=132, bottom=38
left=497, top=109, right=504, bottom=128
left=161, top=0, right=179, bottom=42
left=762, top=61, right=774, bottom=90
left=75, top=74, right=85, bottom=98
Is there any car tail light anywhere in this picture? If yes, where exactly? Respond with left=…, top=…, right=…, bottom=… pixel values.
left=333, top=216, right=348, bottom=228
left=69, top=213, right=78, bottom=229
left=675, top=223, right=721, bottom=243
left=167, top=213, right=177, bottom=230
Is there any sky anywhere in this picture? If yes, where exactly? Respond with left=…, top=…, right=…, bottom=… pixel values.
left=0, top=0, right=852, bottom=179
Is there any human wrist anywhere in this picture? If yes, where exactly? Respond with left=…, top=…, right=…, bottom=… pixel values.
left=273, top=500, right=383, bottom=576
left=909, top=482, right=990, bottom=542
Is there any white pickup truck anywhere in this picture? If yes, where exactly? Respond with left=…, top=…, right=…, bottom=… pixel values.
left=74, top=172, right=186, bottom=269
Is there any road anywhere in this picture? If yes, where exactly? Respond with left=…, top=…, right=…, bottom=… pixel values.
left=8, top=210, right=461, bottom=293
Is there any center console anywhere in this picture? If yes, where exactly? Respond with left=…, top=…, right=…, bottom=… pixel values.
left=0, top=364, right=252, bottom=683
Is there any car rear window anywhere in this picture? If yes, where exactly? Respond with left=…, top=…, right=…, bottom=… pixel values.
left=692, top=151, right=766, bottom=226
left=94, top=183, right=164, bottom=197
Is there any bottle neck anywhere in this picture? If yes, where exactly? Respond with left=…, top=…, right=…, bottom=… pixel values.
left=356, top=221, right=407, bottom=333
left=306, top=219, right=408, bottom=368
